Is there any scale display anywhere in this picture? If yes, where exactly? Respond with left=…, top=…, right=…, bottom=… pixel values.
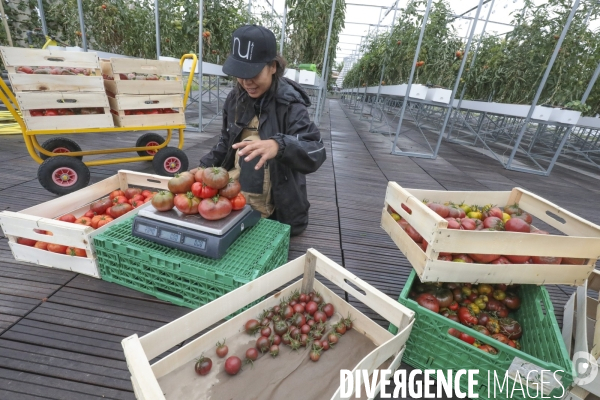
left=131, top=205, right=260, bottom=259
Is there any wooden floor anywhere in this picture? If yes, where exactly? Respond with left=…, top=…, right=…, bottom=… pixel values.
left=0, top=98, right=597, bottom=399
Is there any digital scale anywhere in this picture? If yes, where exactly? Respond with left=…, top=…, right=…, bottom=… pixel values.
left=132, top=205, right=261, bottom=259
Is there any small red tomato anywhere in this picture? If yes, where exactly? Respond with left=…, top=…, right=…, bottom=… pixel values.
left=224, top=356, right=242, bottom=375
left=194, top=355, right=212, bottom=376
left=215, top=340, right=228, bottom=358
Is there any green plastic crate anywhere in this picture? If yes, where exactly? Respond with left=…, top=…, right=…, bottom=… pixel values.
left=93, top=216, right=290, bottom=313
left=389, top=270, right=573, bottom=400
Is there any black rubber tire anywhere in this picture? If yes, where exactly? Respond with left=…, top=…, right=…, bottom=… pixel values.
left=38, top=156, right=90, bottom=196
left=152, top=147, right=189, bottom=176
left=135, top=132, right=166, bottom=157
left=40, top=137, right=83, bottom=160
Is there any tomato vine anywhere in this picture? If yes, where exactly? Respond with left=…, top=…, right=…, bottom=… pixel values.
left=343, top=0, right=600, bottom=116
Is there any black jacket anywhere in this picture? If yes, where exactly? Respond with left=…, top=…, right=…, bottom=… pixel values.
left=199, top=77, right=327, bottom=236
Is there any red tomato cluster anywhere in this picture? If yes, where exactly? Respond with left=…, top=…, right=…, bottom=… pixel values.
left=30, top=108, right=105, bottom=117
left=410, top=280, right=523, bottom=354
left=17, top=66, right=93, bottom=75
left=154, top=167, right=246, bottom=220
left=121, top=108, right=179, bottom=115
left=194, top=291, right=351, bottom=377
left=389, top=201, right=584, bottom=265
left=15, top=188, right=155, bottom=257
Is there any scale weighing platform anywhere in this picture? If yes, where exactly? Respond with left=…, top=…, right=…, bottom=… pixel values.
left=132, top=205, right=261, bottom=259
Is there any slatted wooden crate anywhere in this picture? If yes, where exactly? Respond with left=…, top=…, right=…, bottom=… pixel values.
left=101, top=58, right=183, bottom=96
left=16, top=91, right=113, bottom=130
left=0, top=46, right=114, bottom=130
left=381, top=182, right=600, bottom=285
left=121, top=248, right=415, bottom=400
left=0, top=170, right=171, bottom=278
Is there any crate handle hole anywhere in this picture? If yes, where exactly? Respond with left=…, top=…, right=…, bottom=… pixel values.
left=546, top=211, right=566, bottom=224
left=33, top=228, right=53, bottom=236
left=146, top=178, right=161, bottom=184
left=156, top=287, right=183, bottom=300
left=343, top=279, right=366, bottom=297
left=57, top=99, right=77, bottom=104
left=144, top=100, right=160, bottom=104
left=45, top=57, right=65, bottom=62
left=401, top=203, right=412, bottom=215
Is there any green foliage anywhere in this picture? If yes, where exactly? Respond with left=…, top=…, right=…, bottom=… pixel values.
left=343, top=0, right=600, bottom=116
left=285, top=0, right=345, bottom=89
left=42, top=0, right=253, bottom=63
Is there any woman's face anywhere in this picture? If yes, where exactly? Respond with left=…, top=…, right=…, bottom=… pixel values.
left=237, top=63, right=276, bottom=98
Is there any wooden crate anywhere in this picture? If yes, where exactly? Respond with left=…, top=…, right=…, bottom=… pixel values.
left=0, top=170, right=171, bottom=278
left=17, top=91, right=113, bottom=130
left=101, top=58, right=183, bottom=95
left=121, top=248, right=415, bottom=400
left=0, top=46, right=104, bottom=93
left=108, top=93, right=185, bottom=127
left=562, top=270, right=600, bottom=400
left=381, top=182, right=600, bottom=285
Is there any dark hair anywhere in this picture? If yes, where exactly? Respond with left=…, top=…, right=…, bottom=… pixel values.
left=235, top=54, right=288, bottom=96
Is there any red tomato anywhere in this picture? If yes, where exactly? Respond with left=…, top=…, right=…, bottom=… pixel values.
left=30, top=109, right=44, bottom=117
left=146, top=109, right=159, bottom=114
left=96, top=216, right=113, bottom=228
left=66, top=247, right=87, bottom=257
left=112, top=195, right=129, bottom=205
left=109, top=203, right=133, bottom=218
left=230, top=193, right=246, bottom=210
left=191, top=182, right=218, bottom=199
left=17, top=237, right=37, bottom=247
left=84, top=210, right=96, bottom=218
left=47, top=243, right=68, bottom=254
left=110, top=190, right=125, bottom=200
left=141, top=190, right=154, bottom=198
left=45, top=109, right=58, bottom=116
left=58, top=214, right=77, bottom=223
left=75, top=217, right=92, bottom=226
left=198, top=196, right=232, bottom=220
left=34, top=241, right=48, bottom=250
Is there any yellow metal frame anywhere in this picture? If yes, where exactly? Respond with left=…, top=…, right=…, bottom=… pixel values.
left=0, top=53, right=198, bottom=167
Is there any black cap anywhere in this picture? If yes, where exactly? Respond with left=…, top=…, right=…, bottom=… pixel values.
left=223, top=25, right=277, bottom=79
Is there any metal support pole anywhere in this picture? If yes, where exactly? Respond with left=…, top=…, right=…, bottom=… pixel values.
left=505, top=0, right=580, bottom=170
left=315, top=0, right=338, bottom=126
left=374, top=1, right=400, bottom=110
left=37, top=0, right=48, bottom=36
left=433, top=0, right=484, bottom=156
left=390, top=0, right=433, bottom=153
left=198, top=0, right=204, bottom=132
left=447, top=0, right=494, bottom=138
left=280, top=3, right=287, bottom=54
left=582, top=61, right=600, bottom=104
left=155, top=0, right=161, bottom=59
left=76, top=0, right=88, bottom=51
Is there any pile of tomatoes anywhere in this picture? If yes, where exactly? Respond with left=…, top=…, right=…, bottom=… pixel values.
left=30, top=108, right=105, bottom=117
left=152, top=167, right=246, bottom=221
left=194, top=291, right=354, bottom=377
left=17, top=66, right=94, bottom=75
left=389, top=201, right=585, bottom=265
left=15, top=188, right=155, bottom=257
left=120, top=109, right=179, bottom=116
left=410, top=280, right=523, bottom=354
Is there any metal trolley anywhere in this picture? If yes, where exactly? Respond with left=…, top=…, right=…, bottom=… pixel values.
left=0, top=53, right=198, bottom=195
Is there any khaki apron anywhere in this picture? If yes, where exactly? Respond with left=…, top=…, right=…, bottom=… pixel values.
left=229, top=116, right=275, bottom=218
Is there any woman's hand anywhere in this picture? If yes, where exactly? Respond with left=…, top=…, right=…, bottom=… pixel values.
left=233, top=139, right=279, bottom=170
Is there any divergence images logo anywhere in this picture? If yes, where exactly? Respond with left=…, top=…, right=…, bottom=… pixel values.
left=573, top=351, right=599, bottom=386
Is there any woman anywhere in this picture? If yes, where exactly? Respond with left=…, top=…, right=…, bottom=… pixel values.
left=198, top=25, right=326, bottom=237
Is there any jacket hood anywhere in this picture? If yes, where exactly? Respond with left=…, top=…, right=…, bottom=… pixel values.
left=275, top=77, right=312, bottom=107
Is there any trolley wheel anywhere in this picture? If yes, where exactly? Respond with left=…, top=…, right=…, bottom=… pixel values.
left=40, top=137, right=83, bottom=160
left=152, top=147, right=189, bottom=177
left=135, top=132, right=165, bottom=157
left=38, top=156, right=90, bottom=196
